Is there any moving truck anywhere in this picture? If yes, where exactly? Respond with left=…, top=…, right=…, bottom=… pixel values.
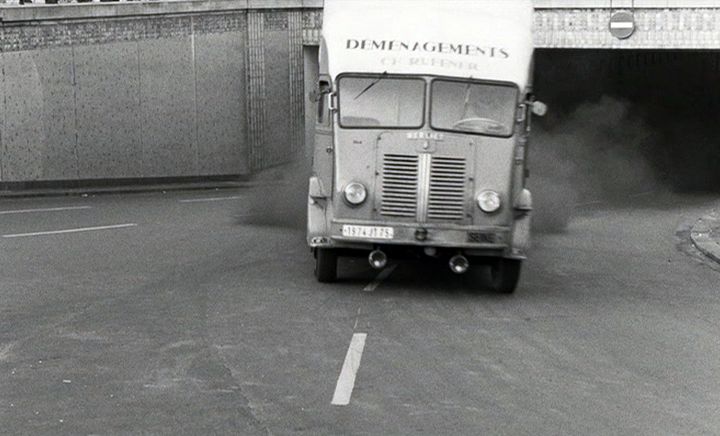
left=307, top=0, right=546, bottom=293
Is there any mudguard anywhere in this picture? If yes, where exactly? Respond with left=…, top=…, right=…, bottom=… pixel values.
left=509, top=188, right=533, bottom=258
left=307, top=176, right=332, bottom=247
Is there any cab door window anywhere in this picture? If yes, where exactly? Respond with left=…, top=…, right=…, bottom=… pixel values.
left=315, top=80, right=331, bottom=126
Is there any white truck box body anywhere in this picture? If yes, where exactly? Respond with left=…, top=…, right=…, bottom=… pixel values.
left=322, top=0, right=534, bottom=89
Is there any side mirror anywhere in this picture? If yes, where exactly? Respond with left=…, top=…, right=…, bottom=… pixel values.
left=309, top=81, right=331, bottom=103
left=531, top=101, right=548, bottom=117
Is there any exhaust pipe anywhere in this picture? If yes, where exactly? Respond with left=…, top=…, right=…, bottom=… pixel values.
left=449, top=254, right=469, bottom=274
left=368, top=250, right=388, bottom=270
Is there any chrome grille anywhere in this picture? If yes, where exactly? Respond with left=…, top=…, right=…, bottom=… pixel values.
left=381, top=154, right=418, bottom=218
left=428, top=156, right=466, bottom=220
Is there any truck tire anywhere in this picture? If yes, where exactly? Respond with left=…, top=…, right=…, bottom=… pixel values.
left=487, top=259, right=522, bottom=294
left=314, top=248, right=338, bottom=283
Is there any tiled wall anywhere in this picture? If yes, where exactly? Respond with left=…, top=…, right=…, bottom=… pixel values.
left=535, top=8, right=720, bottom=48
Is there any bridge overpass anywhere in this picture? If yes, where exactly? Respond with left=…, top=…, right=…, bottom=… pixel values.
left=534, top=1, right=720, bottom=49
left=300, top=1, right=720, bottom=49
left=0, top=0, right=719, bottom=185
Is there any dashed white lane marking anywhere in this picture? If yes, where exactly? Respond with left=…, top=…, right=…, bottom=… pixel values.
left=331, top=333, right=367, bottom=406
left=2, top=223, right=137, bottom=238
left=363, top=264, right=397, bottom=292
left=0, top=206, right=91, bottom=215
left=179, top=196, right=244, bottom=203
left=629, top=190, right=656, bottom=198
left=573, top=200, right=604, bottom=208
left=353, top=307, right=361, bottom=330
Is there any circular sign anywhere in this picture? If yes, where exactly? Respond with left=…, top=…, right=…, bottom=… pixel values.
left=609, top=10, right=636, bottom=40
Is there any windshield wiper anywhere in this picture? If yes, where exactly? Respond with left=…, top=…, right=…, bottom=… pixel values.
left=461, top=78, right=473, bottom=119
left=353, top=71, right=388, bottom=100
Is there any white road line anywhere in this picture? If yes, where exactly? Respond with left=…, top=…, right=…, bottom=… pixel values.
left=353, top=307, right=361, bottom=330
left=179, top=196, right=244, bottom=203
left=0, top=206, right=91, bottom=215
left=363, top=264, right=397, bottom=292
left=629, top=190, right=656, bottom=198
left=331, top=333, right=367, bottom=406
left=573, top=200, right=604, bottom=208
left=2, top=223, right=137, bottom=239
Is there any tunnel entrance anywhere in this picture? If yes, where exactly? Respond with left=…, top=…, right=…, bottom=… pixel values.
left=529, top=49, right=720, bottom=231
left=533, top=49, right=720, bottom=196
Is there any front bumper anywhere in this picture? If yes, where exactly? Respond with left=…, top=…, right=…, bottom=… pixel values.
left=310, top=219, right=511, bottom=250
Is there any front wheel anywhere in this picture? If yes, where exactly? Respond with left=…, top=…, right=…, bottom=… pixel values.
left=486, top=259, right=522, bottom=294
left=314, top=248, right=338, bottom=283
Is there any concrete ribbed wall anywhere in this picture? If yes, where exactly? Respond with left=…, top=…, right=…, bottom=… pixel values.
left=0, top=0, right=322, bottom=183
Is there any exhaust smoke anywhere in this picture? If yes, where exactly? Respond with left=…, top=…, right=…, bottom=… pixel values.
left=531, top=49, right=720, bottom=233
left=530, top=96, right=659, bottom=232
left=236, top=154, right=311, bottom=230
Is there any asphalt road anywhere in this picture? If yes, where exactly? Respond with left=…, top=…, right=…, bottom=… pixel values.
left=0, top=188, right=719, bottom=435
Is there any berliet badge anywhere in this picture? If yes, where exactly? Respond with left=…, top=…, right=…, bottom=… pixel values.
left=406, top=131, right=444, bottom=141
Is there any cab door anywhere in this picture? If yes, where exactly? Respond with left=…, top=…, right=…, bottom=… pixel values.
left=308, top=77, right=336, bottom=238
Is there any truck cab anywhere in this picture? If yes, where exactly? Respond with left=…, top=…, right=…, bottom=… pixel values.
left=307, top=0, right=545, bottom=293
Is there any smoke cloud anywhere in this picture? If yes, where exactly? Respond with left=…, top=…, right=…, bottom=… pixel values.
left=531, top=49, right=720, bottom=233
left=236, top=155, right=310, bottom=230
left=530, top=96, right=660, bottom=232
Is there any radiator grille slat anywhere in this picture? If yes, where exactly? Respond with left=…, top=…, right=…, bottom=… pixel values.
left=428, top=156, right=466, bottom=221
left=381, top=154, right=418, bottom=218
left=381, top=153, right=467, bottom=221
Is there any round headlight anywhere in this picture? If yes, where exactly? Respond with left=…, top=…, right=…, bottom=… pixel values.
left=477, top=190, right=501, bottom=213
left=343, top=182, right=367, bottom=206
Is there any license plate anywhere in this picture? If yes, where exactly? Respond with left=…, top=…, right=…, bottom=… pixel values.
left=341, top=225, right=394, bottom=240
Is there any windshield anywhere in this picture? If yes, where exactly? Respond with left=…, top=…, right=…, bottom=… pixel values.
left=431, top=80, right=518, bottom=137
left=338, top=75, right=425, bottom=128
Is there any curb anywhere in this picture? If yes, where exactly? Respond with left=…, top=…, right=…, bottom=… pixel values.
left=690, top=209, right=720, bottom=265
left=0, top=180, right=290, bottom=199
left=0, top=181, right=247, bottom=199
left=0, top=161, right=302, bottom=199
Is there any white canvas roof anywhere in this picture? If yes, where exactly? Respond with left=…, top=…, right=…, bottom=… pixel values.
left=322, top=0, right=534, bottom=89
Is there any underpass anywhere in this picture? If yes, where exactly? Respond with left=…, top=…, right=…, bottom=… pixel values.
left=1, top=0, right=720, bottom=434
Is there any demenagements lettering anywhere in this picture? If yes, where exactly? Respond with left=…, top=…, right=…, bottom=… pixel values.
left=346, top=39, right=510, bottom=59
